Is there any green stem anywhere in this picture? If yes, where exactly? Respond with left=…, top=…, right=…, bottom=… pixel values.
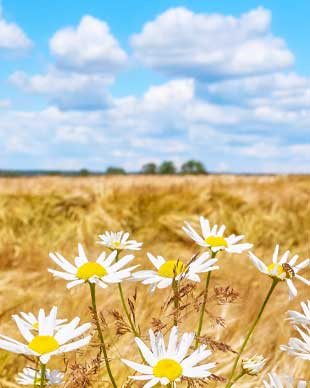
left=115, top=250, right=139, bottom=336
left=229, top=371, right=245, bottom=387
left=39, top=363, right=46, bottom=388
left=172, top=279, right=179, bottom=326
left=118, top=282, right=139, bottom=336
left=33, top=359, right=39, bottom=388
left=195, top=250, right=216, bottom=348
left=225, top=278, right=279, bottom=388
left=89, top=282, right=117, bottom=388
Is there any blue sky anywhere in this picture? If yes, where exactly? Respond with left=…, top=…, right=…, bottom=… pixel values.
left=0, top=0, right=309, bottom=172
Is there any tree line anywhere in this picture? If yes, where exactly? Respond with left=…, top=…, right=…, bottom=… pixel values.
left=0, top=160, right=207, bottom=177
left=100, top=160, right=207, bottom=175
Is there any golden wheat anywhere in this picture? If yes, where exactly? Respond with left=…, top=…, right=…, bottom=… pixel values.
left=0, top=175, right=309, bottom=387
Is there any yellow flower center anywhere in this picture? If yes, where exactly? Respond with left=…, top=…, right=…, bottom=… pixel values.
left=76, top=262, right=107, bottom=280
left=205, top=236, right=228, bottom=248
left=267, top=263, right=284, bottom=277
left=113, top=241, right=121, bottom=248
left=28, top=335, right=59, bottom=354
left=158, top=260, right=185, bottom=278
left=153, top=358, right=183, bottom=382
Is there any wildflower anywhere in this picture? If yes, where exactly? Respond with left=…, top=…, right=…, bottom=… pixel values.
left=183, top=216, right=252, bottom=253
left=280, top=325, right=310, bottom=360
left=0, top=306, right=91, bottom=364
left=132, top=252, right=218, bottom=292
left=12, top=311, right=67, bottom=332
left=16, top=367, right=63, bottom=385
left=287, top=300, right=310, bottom=326
left=49, top=243, right=138, bottom=289
left=249, top=245, right=310, bottom=299
left=122, top=326, right=215, bottom=387
left=242, top=354, right=266, bottom=375
left=98, top=231, right=143, bottom=251
left=263, top=372, right=307, bottom=388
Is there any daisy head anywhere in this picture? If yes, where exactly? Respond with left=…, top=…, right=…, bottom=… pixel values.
left=242, top=354, right=266, bottom=375
left=132, top=252, right=218, bottom=292
left=12, top=311, right=67, bottom=332
left=280, top=325, right=310, bottom=361
left=16, top=367, right=63, bottom=385
left=249, top=245, right=310, bottom=299
left=49, top=243, right=138, bottom=289
left=97, top=231, right=143, bottom=251
left=0, top=306, right=91, bottom=364
left=122, top=326, right=216, bottom=387
left=183, top=216, right=252, bottom=254
left=263, top=372, right=307, bottom=388
left=287, top=300, right=310, bottom=327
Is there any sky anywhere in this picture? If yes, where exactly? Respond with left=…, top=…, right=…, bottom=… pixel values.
left=0, top=0, right=309, bottom=173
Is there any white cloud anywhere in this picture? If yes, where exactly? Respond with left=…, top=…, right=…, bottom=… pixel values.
left=0, top=6, right=32, bottom=53
left=10, top=68, right=113, bottom=110
left=0, top=99, right=11, bottom=108
left=206, top=72, right=310, bottom=110
left=10, top=15, right=128, bottom=109
left=1, top=78, right=310, bottom=173
left=50, top=15, right=128, bottom=73
left=131, top=7, right=294, bottom=79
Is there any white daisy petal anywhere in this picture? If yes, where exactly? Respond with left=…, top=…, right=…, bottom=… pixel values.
left=123, top=327, right=215, bottom=386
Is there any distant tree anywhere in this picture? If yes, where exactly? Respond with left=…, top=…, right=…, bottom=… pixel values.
left=142, top=162, right=157, bottom=174
left=106, top=166, right=126, bottom=175
left=181, top=160, right=207, bottom=174
left=79, top=168, right=90, bottom=176
left=159, top=161, right=176, bottom=174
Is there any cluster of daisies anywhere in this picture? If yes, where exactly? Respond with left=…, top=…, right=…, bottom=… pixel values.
left=0, top=216, right=309, bottom=387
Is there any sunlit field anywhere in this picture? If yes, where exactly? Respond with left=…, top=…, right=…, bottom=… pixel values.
left=0, top=175, right=309, bottom=387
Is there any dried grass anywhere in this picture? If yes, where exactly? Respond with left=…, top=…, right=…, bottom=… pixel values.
left=0, top=175, right=309, bottom=387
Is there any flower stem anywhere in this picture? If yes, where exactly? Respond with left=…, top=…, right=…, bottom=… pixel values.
left=229, top=370, right=245, bottom=387
left=195, top=250, right=216, bottom=348
left=115, top=250, right=139, bottom=336
left=89, top=282, right=117, bottom=388
left=39, top=363, right=46, bottom=388
left=225, top=278, right=279, bottom=388
left=33, top=359, right=39, bottom=388
left=118, top=282, right=139, bottom=336
left=172, top=279, right=179, bottom=326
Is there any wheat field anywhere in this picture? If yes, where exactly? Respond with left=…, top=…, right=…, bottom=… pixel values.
left=0, top=175, right=309, bottom=387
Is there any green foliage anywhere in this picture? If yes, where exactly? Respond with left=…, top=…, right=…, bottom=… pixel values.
left=158, top=161, right=176, bottom=174
left=181, top=160, right=206, bottom=174
left=79, top=168, right=90, bottom=176
left=142, top=163, right=157, bottom=174
left=106, top=167, right=126, bottom=175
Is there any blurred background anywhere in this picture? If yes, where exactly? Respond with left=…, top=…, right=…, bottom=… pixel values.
left=0, top=0, right=310, bottom=386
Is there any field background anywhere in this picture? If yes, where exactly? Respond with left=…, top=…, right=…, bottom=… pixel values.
left=0, top=175, right=309, bottom=387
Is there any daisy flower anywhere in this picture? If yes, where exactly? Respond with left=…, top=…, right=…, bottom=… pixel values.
left=249, top=245, right=310, bottom=299
left=49, top=243, right=138, bottom=289
left=0, top=306, right=91, bottom=364
left=16, top=367, right=63, bottom=385
left=12, top=311, right=67, bottom=332
left=263, top=372, right=307, bottom=388
left=132, top=252, right=218, bottom=292
left=122, top=326, right=216, bottom=387
left=287, top=300, right=310, bottom=326
left=183, top=216, right=252, bottom=253
left=280, top=325, right=310, bottom=360
left=242, top=354, right=266, bottom=375
left=98, top=231, right=143, bottom=251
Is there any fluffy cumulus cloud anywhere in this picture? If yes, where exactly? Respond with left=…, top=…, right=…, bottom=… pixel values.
left=49, top=15, right=128, bottom=73
left=2, top=5, right=310, bottom=172
left=0, top=6, right=32, bottom=53
left=10, top=15, right=127, bottom=109
left=10, top=68, right=113, bottom=110
left=131, top=7, right=294, bottom=79
left=2, top=78, right=310, bottom=173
